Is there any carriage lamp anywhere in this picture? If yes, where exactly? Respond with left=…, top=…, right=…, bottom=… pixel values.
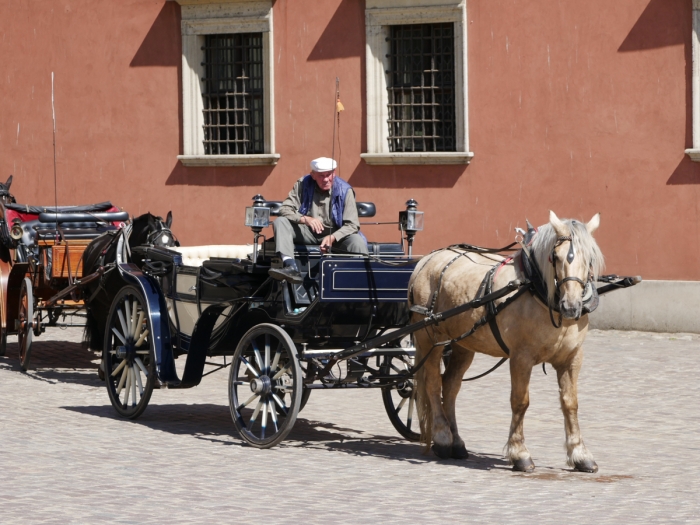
left=398, top=199, right=424, bottom=257
left=245, top=194, right=271, bottom=263
left=10, top=218, right=23, bottom=240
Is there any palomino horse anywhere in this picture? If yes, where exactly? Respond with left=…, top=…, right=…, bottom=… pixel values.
left=409, top=211, right=604, bottom=472
left=81, top=211, right=177, bottom=351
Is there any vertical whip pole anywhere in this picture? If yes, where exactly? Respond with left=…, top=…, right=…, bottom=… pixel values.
left=330, top=77, right=344, bottom=177
left=51, top=72, right=58, bottom=237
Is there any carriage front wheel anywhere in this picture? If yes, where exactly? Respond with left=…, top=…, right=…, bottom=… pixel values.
left=229, top=324, right=302, bottom=448
left=380, top=354, right=421, bottom=442
left=18, top=277, right=34, bottom=372
left=103, top=286, right=157, bottom=419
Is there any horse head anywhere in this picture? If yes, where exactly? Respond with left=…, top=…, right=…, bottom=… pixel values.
left=533, top=211, right=604, bottom=320
left=0, top=175, right=16, bottom=204
left=129, top=211, right=178, bottom=249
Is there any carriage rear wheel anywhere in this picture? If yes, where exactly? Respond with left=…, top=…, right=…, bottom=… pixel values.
left=18, top=277, right=34, bottom=372
left=380, top=354, right=421, bottom=442
left=103, top=286, right=156, bottom=419
left=229, top=324, right=302, bottom=448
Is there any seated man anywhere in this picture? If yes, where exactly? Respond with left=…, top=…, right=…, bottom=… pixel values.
left=269, top=157, right=368, bottom=283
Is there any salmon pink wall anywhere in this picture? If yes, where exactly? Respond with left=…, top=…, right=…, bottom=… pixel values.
left=0, top=0, right=696, bottom=280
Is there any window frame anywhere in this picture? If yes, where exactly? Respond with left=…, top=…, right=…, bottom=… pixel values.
left=362, top=0, right=473, bottom=165
left=687, top=0, right=700, bottom=161
left=177, top=0, right=279, bottom=167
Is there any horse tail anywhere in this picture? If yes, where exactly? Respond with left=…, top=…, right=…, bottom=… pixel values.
left=414, top=332, right=433, bottom=454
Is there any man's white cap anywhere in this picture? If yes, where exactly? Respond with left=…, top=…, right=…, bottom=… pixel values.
left=310, top=157, right=337, bottom=172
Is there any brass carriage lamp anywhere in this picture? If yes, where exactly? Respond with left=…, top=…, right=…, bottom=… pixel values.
left=245, top=194, right=271, bottom=263
left=399, top=199, right=424, bottom=257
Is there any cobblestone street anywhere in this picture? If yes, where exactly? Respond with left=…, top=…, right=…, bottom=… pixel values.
left=0, top=328, right=697, bottom=524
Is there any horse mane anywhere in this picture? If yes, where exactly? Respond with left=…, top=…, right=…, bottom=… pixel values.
left=530, top=219, right=605, bottom=306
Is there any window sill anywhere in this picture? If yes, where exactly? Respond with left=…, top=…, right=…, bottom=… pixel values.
left=177, top=154, right=280, bottom=167
left=360, top=152, right=474, bottom=166
left=685, top=149, right=700, bottom=162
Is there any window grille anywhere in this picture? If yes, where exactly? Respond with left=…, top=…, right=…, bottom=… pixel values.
left=202, top=33, right=264, bottom=155
left=386, top=23, right=456, bottom=152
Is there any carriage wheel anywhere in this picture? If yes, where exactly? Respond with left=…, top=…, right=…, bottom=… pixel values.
left=229, top=324, right=302, bottom=448
left=103, top=286, right=156, bottom=419
left=380, top=354, right=421, bottom=442
left=18, top=277, right=34, bottom=372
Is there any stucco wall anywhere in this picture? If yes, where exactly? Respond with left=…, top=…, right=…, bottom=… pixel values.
left=0, top=0, right=696, bottom=283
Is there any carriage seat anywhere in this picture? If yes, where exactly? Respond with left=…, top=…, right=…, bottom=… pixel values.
left=173, top=245, right=253, bottom=267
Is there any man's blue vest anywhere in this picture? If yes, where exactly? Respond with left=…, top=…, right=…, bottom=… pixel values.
left=298, top=175, right=366, bottom=244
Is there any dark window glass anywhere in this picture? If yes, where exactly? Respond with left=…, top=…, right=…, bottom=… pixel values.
left=202, top=33, right=264, bottom=155
left=387, top=23, right=456, bottom=152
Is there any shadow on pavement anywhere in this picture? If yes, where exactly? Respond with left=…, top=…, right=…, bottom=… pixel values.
left=62, top=402, right=509, bottom=470
left=0, top=341, right=101, bottom=387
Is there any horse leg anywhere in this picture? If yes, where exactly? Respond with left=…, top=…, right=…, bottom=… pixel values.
left=553, top=351, right=598, bottom=473
left=414, top=329, right=453, bottom=459
left=441, top=347, right=475, bottom=459
left=506, top=354, right=536, bottom=471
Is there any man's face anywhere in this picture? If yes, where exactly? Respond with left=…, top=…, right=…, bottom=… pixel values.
left=310, top=169, right=335, bottom=191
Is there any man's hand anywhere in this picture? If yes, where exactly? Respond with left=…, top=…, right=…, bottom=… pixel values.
left=301, top=216, right=324, bottom=234
left=320, top=234, right=335, bottom=253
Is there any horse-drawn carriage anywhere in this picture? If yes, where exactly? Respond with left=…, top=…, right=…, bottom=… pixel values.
left=0, top=176, right=129, bottom=370
left=88, top=192, right=641, bottom=469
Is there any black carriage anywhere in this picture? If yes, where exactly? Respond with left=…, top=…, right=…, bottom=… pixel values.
left=99, top=195, right=641, bottom=449
left=0, top=177, right=128, bottom=370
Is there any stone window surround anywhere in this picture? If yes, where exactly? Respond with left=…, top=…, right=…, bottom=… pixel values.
left=173, top=0, right=279, bottom=167
left=361, top=0, right=474, bottom=166
left=687, top=0, right=700, bottom=161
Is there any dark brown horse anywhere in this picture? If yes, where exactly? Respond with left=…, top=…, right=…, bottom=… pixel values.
left=81, top=212, right=177, bottom=351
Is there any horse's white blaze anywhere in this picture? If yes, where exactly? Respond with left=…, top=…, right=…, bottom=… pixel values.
left=112, top=327, right=126, bottom=345
left=111, top=358, right=127, bottom=377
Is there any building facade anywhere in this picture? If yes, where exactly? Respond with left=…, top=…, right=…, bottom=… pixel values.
left=1, top=0, right=698, bottom=330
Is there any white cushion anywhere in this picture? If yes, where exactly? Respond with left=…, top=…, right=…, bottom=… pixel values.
left=173, top=245, right=253, bottom=267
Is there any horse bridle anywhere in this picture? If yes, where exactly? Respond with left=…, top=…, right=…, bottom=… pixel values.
left=146, top=222, right=179, bottom=247
left=551, top=235, right=588, bottom=290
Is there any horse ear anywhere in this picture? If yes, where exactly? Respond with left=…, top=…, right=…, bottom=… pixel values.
left=586, top=213, right=600, bottom=234
left=5, top=175, right=12, bottom=188
left=549, top=210, right=567, bottom=236
left=166, top=211, right=173, bottom=228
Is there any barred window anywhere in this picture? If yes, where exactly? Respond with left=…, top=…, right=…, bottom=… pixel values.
left=387, top=23, right=456, bottom=153
left=202, top=33, right=264, bottom=155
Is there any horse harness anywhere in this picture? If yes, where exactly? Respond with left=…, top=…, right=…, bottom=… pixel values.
left=409, top=231, right=599, bottom=380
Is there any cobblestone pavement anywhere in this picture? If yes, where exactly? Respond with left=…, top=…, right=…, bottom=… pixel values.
left=0, top=327, right=698, bottom=524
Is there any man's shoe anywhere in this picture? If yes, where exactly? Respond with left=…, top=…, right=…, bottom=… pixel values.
left=269, top=264, right=303, bottom=284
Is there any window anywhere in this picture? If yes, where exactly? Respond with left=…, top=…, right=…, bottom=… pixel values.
left=362, top=0, right=473, bottom=165
left=177, top=0, right=278, bottom=166
left=687, top=0, right=700, bottom=161
left=202, top=33, right=265, bottom=155
left=387, top=23, right=456, bottom=153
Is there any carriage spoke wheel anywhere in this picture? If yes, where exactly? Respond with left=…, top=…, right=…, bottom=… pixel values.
left=103, top=286, right=156, bottom=419
left=229, top=324, right=302, bottom=448
left=18, top=277, right=34, bottom=372
left=381, top=354, right=421, bottom=442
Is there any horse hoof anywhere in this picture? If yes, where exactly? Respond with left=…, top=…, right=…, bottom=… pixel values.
left=512, top=457, right=536, bottom=472
left=432, top=443, right=453, bottom=459
left=574, top=459, right=598, bottom=473
left=451, top=443, right=469, bottom=460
